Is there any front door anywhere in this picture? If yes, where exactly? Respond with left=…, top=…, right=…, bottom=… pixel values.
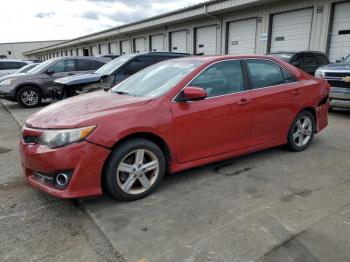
left=171, top=60, right=253, bottom=163
left=42, top=59, right=76, bottom=94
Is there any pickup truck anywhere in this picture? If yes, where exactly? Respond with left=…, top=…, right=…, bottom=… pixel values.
left=315, top=54, right=350, bottom=109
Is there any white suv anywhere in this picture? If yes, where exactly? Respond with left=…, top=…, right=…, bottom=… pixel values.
left=0, top=59, right=31, bottom=77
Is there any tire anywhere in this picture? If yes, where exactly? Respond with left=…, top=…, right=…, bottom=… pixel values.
left=104, top=138, right=166, bottom=201
left=17, top=86, right=42, bottom=108
left=287, top=110, right=315, bottom=152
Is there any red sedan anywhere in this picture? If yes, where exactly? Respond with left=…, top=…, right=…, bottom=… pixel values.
left=20, top=55, right=330, bottom=201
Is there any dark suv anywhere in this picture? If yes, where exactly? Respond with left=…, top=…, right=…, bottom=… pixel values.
left=53, top=52, right=190, bottom=100
left=0, top=56, right=108, bottom=108
left=268, top=51, right=330, bottom=75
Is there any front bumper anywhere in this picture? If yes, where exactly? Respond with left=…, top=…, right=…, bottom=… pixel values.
left=20, top=128, right=111, bottom=198
left=329, top=87, right=350, bottom=108
left=0, top=86, right=16, bottom=101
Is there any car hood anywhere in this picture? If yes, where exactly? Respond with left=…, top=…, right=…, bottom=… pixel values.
left=25, top=90, right=152, bottom=129
left=319, top=63, right=350, bottom=70
left=54, top=73, right=102, bottom=86
left=0, top=73, right=26, bottom=81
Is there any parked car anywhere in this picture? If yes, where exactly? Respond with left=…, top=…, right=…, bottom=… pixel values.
left=268, top=51, right=330, bottom=75
left=0, top=59, right=31, bottom=77
left=98, top=54, right=119, bottom=60
left=0, top=56, right=109, bottom=108
left=315, top=54, right=350, bottom=109
left=53, top=52, right=190, bottom=100
left=20, top=55, right=329, bottom=201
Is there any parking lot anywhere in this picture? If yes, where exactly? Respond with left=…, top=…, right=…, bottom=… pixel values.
left=1, top=99, right=349, bottom=262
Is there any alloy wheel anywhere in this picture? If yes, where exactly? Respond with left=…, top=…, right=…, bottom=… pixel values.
left=116, top=149, right=160, bottom=195
left=21, top=90, right=39, bottom=106
left=293, top=115, right=313, bottom=147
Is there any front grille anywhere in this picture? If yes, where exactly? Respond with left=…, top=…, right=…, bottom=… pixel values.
left=325, top=72, right=350, bottom=78
left=326, top=80, right=350, bottom=88
left=23, top=136, right=39, bottom=144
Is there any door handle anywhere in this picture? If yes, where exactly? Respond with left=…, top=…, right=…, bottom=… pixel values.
left=292, top=89, right=301, bottom=96
left=238, top=98, right=251, bottom=106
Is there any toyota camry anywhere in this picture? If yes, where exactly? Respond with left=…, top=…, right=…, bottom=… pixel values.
left=20, top=55, right=330, bottom=201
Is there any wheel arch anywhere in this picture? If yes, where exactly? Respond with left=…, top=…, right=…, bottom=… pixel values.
left=100, top=132, right=173, bottom=193
left=15, top=83, right=44, bottom=98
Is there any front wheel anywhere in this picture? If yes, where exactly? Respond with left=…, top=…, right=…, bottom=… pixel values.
left=17, top=86, right=42, bottom=108
left=104, top=138, right=165, bottom=201
left=287, top=110, right=315, bottom=152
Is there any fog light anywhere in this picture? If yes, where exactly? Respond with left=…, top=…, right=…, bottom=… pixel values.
left=55, top=172, right=72, bottom=188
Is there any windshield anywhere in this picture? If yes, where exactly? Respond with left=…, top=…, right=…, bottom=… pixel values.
left=345, top=55, right=350, bottom=62
left=27, top=59, right=55, bottom=74
left=269, top=53, right=294, bottom=62
left=111, top=60, right=203, bottom=98
left=95, top=54, right=138, bottom=75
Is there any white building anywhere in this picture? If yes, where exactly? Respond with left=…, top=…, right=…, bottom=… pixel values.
left=24, top=0, right=350, bottom=62
left=0, top=40, right=65, bottom=60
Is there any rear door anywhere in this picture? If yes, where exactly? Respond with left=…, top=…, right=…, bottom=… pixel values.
left=171, top=60, right=253, bottom=163
left=245, top=59, right=301, bottom=145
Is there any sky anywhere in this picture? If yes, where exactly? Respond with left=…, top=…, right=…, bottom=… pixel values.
left=0, top=0, right=206, bottom=43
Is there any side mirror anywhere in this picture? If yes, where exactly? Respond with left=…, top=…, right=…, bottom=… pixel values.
left=179, top=87, right=207, bottom=102
left=46, top=68, right=55, bottom=75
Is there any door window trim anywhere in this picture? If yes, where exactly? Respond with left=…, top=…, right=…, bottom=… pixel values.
left=243, top=58, right=299, bottom=91
left=173, top=58, right=249, bottom=102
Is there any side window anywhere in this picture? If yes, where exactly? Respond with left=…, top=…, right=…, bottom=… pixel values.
left=49, top=60, right=75, bottom=73
left=282, top=68, right=296, bottom=83
left=189, top=60, right=244, bottom=98
left=304, top=55, right=318, bottom=67
left=292, top=56, right=303, bottom=67
left=316, top=55, right=329, bottom=66
left=77, top=59, right=102, bottom=71
left=246, top=59, right=285, bottom=89
left=2, top=62, right=23, bottom=70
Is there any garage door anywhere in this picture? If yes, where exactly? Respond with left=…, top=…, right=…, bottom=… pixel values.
left=134, top=38, right=146, bottom=53
left=109, top=42, right=119, bottom=55
left=100, top=44, right=108, bottom=55
left=170, top=31, right=187, bottom=53
left=78, top=48, right=84, bottom=56
left=91, top=45, right=99, bottom=56
left=121, top=40, right=131, bottom=54
left=270, top=8, right=313, bottom=53
left=150, top=34, right=164, bottom=52
left=329, top=2, right=350, bottom=62
left=195, top=25, right=217, bottom=55
left=227, top=18, right=257, bottom=55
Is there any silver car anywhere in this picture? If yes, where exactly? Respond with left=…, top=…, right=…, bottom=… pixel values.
left=0, top=56, right=108, bottom=108
left=0, top=59, right=31, bottom=77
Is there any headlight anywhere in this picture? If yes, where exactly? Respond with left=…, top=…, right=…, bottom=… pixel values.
left=315, top=70, right=324, bottom=78
left=38, top=126, right=95, bottom=148
left=0, top=79, right=14, bottom=86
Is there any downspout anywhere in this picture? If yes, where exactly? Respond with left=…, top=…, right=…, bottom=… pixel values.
left=203, top=4, right=223, bottom=54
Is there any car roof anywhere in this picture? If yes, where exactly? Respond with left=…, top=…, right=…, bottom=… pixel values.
left=171, top=55, right=282, bottom=62
left=268, top=51, right=327, bottom=55
left=0, top=59, right=31, bottom=63
left=48, top=56, right=110, bottom=63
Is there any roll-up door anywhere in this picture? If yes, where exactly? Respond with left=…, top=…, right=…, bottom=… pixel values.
left=150, top=34, right=164, bottom=52
left=170, top=31, right=187, bottom=53
left=227, top=18, right=257, bottom=55
left=195, top=25, right=217, bottom=55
